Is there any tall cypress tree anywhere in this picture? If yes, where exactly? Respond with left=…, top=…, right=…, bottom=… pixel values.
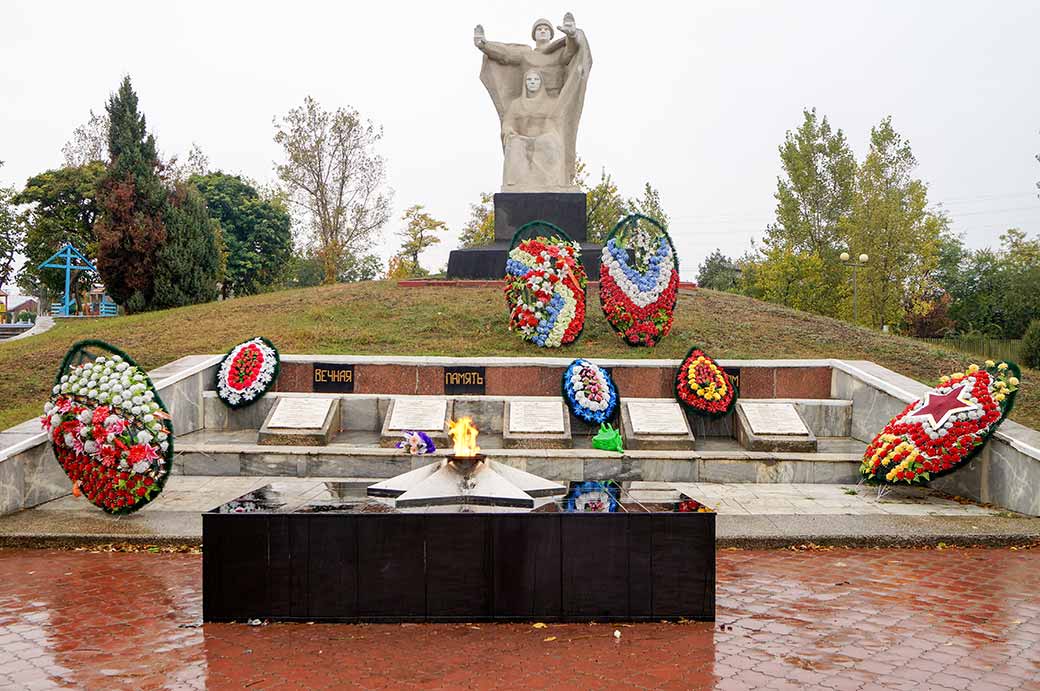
left=151, top=182, right=224, bottom=309
left=94, top=76, right=167, bottom=313
left=94, top=76, right=223, bottom=311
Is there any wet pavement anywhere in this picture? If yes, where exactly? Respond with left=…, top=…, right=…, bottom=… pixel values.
left=0, top=547, right=1038, bottom=690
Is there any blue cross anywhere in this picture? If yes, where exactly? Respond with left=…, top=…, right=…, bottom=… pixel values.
left=38, top=244, right=97, bottom=317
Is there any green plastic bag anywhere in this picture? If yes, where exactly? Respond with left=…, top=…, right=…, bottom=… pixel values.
left=592, top=423, right=624, bottom=453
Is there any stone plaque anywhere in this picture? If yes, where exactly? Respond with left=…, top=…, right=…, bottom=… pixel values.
left=627, top=400, right=689, bottom=435
left=509, top=401, right=566, bottom=433
left=388, top=398, right=448, bottom=431
left=313, top=363, right=354, bottom=393
left=724, top=366, right=740, bottom=392
left=267, top=398, right=333, bottom=430
left=742, top=402, right=809, bottom=436
left=444, top=366, right=486, bottom=395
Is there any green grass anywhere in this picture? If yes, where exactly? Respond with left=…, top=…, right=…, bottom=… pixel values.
left=1, top=281, right=1035, bottom=432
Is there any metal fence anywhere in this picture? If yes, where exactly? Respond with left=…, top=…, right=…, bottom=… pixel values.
left=919, top=337, right=1024, bottom=363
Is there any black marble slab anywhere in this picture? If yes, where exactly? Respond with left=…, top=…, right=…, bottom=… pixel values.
left=203, top=481, right=715, bottom=623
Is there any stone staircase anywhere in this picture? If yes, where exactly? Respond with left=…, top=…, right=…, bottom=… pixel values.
left=174, top=391, right=864, bottom=484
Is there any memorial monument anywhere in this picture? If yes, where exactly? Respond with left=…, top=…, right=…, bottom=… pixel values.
left=447, top=13, right=602, bottom=279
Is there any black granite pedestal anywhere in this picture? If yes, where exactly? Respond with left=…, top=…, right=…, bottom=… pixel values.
left=447, top=192, right=601, bottom=279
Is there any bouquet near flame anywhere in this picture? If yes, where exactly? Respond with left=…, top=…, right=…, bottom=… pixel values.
left=396, top=431, right=436, bottom=455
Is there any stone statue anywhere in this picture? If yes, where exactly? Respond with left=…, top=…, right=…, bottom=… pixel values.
left=474, top=13, right=592, bottom=193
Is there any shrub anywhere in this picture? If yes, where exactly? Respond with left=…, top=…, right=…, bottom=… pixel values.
left=1023, top=319, right=1040, bottom=369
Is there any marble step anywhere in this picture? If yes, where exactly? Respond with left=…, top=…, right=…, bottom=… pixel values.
left=173, top=433, right=867, bottom=485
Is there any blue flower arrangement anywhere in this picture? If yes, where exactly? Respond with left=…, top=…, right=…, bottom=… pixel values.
left=396, top=431, right=436, bottom=455
left=605, top=236, right=672, bottom=293
left=564, top=481, right=620, bottom=513
left=562, top=359, right=619, bottom=424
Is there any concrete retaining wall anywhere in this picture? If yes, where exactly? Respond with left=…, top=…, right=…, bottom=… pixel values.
left=0, top=355, right=222, bottom=515
left=832, top=360, right=1040, bottom=516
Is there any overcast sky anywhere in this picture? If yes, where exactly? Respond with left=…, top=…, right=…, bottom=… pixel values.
left=2, top=0, right=1038, bottom=285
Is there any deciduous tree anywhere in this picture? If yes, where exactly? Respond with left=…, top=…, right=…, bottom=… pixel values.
left=769, top=109, right=855, bottom=254
left=845, top=117, right=946, bottom=328
left=752, top=109, right=856, bottom=317
left=393, top=204, right=447, bottom=277
left=168, top=144, right=210, bottom=183
left=62, top=110, right=110, bottom=166
left=191, top=172, right=292, bottom=298
left=274, top=97, right=392, bottom=283
left=627, top=183, right=669, bottom=227
left=13, top=162, right=104, bottom=298
left=338, top=253, right=382, bottom=282
left=582, top=164, right=625, bottom=242
left=0, top=167, right=20, bottom=291
left=458, top=192, right=495, bottom=248
left=696, top=249, right=739, bottom=291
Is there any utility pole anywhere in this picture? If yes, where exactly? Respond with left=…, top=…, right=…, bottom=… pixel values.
left=840, top=252, right=870, bottom=324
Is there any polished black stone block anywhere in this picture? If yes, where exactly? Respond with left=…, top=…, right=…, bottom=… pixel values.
left=446, top=241, right=601, bottom=280
left=203, top=511, right=715, bottom=623
left=446, top=191, right=600, bottom=280
left=493, top=192, right=587, bottom=242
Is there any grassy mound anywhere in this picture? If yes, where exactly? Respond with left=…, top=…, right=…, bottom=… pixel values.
left=1, top=281, right=1035, bottom=432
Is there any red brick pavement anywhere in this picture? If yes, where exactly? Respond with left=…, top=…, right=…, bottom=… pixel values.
left=0, top=547, right=1038, bottom=690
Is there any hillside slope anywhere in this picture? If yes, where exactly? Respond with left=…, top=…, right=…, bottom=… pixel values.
left=0, top=281, right=1034, bottom=431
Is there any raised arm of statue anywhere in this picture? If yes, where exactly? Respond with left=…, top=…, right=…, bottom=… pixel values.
left=557, top=13, right=581, bottom=62
left=473, top=24, right=522, bottom=65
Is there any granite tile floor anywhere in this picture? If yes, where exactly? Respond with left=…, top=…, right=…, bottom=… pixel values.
left=27, top=477, right=1005, bottom=518
left=657, top=482, right=1002, bottom=516
left=1, top=547, right=1039, bottom=689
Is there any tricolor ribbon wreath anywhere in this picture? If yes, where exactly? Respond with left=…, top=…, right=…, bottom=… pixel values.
left=504, top=221, right=587, bottom=348
left=599, top=214, right=679, bottom=347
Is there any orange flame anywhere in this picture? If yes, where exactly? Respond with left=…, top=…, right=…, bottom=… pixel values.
left=448, top=417, right=480, bottom=457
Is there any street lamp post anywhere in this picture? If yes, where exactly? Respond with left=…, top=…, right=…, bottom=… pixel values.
left=840, top=252, right=869, bottom=324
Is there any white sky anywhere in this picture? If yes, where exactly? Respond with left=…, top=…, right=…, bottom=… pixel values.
left=2, top=0, right=1038, bottom=287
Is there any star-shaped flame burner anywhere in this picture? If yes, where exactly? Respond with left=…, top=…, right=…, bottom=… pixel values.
left=367, top=456, right=567, bottom=509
